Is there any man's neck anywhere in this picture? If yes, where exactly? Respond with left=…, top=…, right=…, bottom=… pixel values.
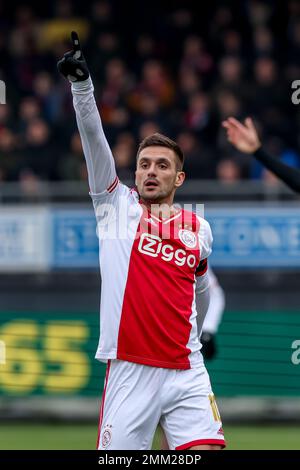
left=140, top=198, right=179, bottom=220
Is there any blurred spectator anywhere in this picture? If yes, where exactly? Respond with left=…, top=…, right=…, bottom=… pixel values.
left=180, top=35, right=213, bottom=77
left=253, top=26, right=274, bottom=57
left=177, top=67, right=201, bottom=104
left=99, top=58, right=134, bottom=122
left=9, top=6, right=41, bottom=94
left=33, top=71, right=63, bottom=123
left=89, top=32, right=121, bottom=84
left=218, top=56, right=243, bottom=89
left=138, top=121, right=161, bottom=142
left=222, top=30, right=243, bottom=56
left=249, top=57, right=283, bottom=117
left=19, top=168, right=43, bottom=200
left=247, top=1, right=272, bottom=27
left=216, top=158, right=242, bottom=183
left=129, top=60, right=175, bottom=111
left=185, top=92, right=212, bottom=135
left=216, top=90, right=242, bottom=119
left=89, top=0, right=114, bottom=33
left=131, top=93, right=170, bottom=137
left=177, top=130, right=215, bottom=179
left=112, top=140, right=135, bottom=181
left=0, top=104, right=13, bottom=129
left=0, top=1, right=298, bottom=186
left=134, top=35, right=156, bottom=73
left=0, top=128, right=20, bottom=180
left=20, top=118, right=58, bottom=180
left=262, top=168, right=282, bottom=187
left=58, top=131, right=87, bottom=182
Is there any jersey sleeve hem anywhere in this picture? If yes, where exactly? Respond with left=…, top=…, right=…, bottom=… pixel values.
left=196, top=216, right=213, bottom=260
left=89, top=176, right=120, bottom=200
left=195, top=258, right=208, bottom=276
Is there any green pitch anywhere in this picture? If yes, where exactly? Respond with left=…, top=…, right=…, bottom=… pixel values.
left=0, top=423, right=299, bottom=450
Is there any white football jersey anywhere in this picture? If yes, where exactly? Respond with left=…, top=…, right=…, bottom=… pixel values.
left=72, top=78, right=212, bottom=370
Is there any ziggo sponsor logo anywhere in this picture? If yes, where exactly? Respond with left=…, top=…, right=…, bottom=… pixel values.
left=138, top=233, right=197, bottom=267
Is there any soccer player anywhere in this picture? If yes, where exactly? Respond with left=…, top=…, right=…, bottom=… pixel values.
left=222, top=116, right=300, bottom=193
left=57, top=32, right=225, bottom=451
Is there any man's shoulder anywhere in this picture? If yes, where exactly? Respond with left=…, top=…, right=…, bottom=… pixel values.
left=91, top=182, right=138, bottom=203
left=181, top=209, right=211, bottom=232
left=196, top=216, right=211, bottom=230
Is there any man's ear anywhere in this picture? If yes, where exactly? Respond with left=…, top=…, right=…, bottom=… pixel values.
left=175, top=171, right=185, bottom=188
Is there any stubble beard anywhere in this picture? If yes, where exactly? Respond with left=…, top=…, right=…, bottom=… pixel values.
left=139, top=186, right=174, bottom=205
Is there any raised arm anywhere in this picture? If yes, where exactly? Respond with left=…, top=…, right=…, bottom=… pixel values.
left=222, top=116, right=300, bottom=193
left=57, top=32, right=117, bottom=195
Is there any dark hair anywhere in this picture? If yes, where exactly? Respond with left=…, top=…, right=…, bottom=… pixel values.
left=137, top=133, right=185, bottom=170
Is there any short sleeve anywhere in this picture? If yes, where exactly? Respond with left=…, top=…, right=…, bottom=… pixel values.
left=197, top=217, right=213, bottom=261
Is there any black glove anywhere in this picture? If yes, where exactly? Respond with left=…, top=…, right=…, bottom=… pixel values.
left=57, top=31, right=89, bottom=82
left=200, top=332, right=216, bottom=360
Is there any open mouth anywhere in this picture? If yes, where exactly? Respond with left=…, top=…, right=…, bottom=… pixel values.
left=144, top=180, right=159, bottom=189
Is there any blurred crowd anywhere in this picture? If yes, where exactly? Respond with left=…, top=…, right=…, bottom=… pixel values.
left=0, top=0, right=300, bottom=189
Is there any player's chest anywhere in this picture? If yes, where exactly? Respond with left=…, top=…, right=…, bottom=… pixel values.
left=132, top=212, right=201, bottom=272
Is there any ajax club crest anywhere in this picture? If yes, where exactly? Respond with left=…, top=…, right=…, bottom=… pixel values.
left=178, top=229, right=197, bottom=248
left=102, top=424, right=112, bottom=448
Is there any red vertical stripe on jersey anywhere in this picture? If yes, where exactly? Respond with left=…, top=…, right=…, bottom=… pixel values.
left=96, top=360, right=111, bottom=449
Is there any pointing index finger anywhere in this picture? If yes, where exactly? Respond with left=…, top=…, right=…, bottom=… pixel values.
left=71, top=31, right=81, bottom=51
